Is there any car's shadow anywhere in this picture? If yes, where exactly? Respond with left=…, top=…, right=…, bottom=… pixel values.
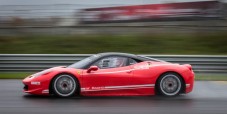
left=22, top=94, right=194, bottom=108
left=23, top=94, right=190, bottom=101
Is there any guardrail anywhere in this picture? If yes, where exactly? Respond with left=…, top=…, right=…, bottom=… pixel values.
left=0, top=54, right=227, bottom=74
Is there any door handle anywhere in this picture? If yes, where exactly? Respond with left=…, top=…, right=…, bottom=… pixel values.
left=126, top=70, right=132, bottom=73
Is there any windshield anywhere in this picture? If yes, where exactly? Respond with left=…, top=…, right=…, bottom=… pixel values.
left=68, top=54, right=99, bottom=69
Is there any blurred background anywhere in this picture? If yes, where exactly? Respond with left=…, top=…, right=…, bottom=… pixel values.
left=0, top=0, right=227, bottom=78
left=1, top=1, right=227, bottom=113
left=0, top=0, right=227, bottom=54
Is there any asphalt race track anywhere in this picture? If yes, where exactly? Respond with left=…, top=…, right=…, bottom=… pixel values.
left=0, top=80, right=227, bottom=114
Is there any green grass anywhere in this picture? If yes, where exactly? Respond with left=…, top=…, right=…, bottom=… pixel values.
left=1, top=33, right=226, bottom=80
left=195, top=75, right=227, bottom=81
left=0, top=72, right=227, bottom=81
left=1, top=33, right=227, bottom=54
left=0, top=72, right=33, bottom=79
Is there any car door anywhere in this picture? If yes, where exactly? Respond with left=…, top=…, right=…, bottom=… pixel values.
left=81, top=56, right=134, bottom=96
left=129, top=60, right=155, bottom=95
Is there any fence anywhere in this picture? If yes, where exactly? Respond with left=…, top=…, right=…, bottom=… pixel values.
left=0, top=54, right=227, bottom=74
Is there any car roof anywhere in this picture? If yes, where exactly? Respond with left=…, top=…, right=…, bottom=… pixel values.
left=97, top=52, right=165, bottom=62
left=98, top=52, right=138, bottom=58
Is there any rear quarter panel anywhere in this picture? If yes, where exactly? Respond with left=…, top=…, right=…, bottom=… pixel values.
left=132, top=61, right=193, bottom=89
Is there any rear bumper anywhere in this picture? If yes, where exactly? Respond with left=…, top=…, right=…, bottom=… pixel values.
left=184, top=71, right=195, bottom=93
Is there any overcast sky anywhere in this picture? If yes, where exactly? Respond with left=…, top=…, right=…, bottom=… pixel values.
left=0, top=0, right=222, bottom=5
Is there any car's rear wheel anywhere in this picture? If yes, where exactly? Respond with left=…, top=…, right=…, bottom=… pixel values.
left=157, top=73, right=182, bottom=97
left=52, top=74, right=77, bottom=97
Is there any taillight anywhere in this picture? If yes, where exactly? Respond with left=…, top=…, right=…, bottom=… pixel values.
left=184, top=64, right=192, bottom=71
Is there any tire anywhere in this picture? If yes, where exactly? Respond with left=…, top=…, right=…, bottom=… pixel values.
left=156, top=73, right=182, bottom=97
left=52, top=74, right=77, bottom=97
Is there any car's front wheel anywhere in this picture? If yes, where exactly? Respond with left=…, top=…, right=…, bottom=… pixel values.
left=157, top=73, right=183, bottom=97
left=52, top=74, right=77, bottom=97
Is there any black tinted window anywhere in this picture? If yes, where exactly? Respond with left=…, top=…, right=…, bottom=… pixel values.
left=128, top=58, right=138, bottom=65
left=68, top=55, right=99, bottom=69
left=94, top=56, right=128, bottom=69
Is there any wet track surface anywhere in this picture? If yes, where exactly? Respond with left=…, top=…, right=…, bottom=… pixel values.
left=0, top=80, right=227, bottom=114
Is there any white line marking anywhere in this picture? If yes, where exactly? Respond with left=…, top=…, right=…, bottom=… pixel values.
left=90, top=64, right=164, bottom=74
left=82, top=86, right=154, bottom=92
left=92, top=69, right=133, bottom=74
left=186, top=84, right=190, bottom=88
left=81, top=84, right=155, bottom=92
left=105, top=84, right=155, bottom=89
left=42, top=89, right=49, bottom=93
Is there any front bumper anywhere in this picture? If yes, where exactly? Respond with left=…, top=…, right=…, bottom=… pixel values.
left=23, top=76, right=50, bottom=95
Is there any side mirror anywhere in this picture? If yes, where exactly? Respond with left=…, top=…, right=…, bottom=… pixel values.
left=87, top=66, right=98, bottom=73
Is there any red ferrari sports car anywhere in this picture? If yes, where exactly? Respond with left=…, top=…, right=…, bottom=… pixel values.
left=23, top=52, right=194, bottom=97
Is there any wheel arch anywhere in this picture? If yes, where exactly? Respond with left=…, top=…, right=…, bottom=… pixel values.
left=155, top=71, right=186, bottom=95
left=49, top=72, right=81, bottom=96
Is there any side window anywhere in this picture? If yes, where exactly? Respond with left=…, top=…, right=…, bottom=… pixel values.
left=94, top=56, right=128, bottom=69
left=128, top=58, right=138, bottom=65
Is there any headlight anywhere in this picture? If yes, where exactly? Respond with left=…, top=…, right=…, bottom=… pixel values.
left=31, top=69, right=52, bottom=78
